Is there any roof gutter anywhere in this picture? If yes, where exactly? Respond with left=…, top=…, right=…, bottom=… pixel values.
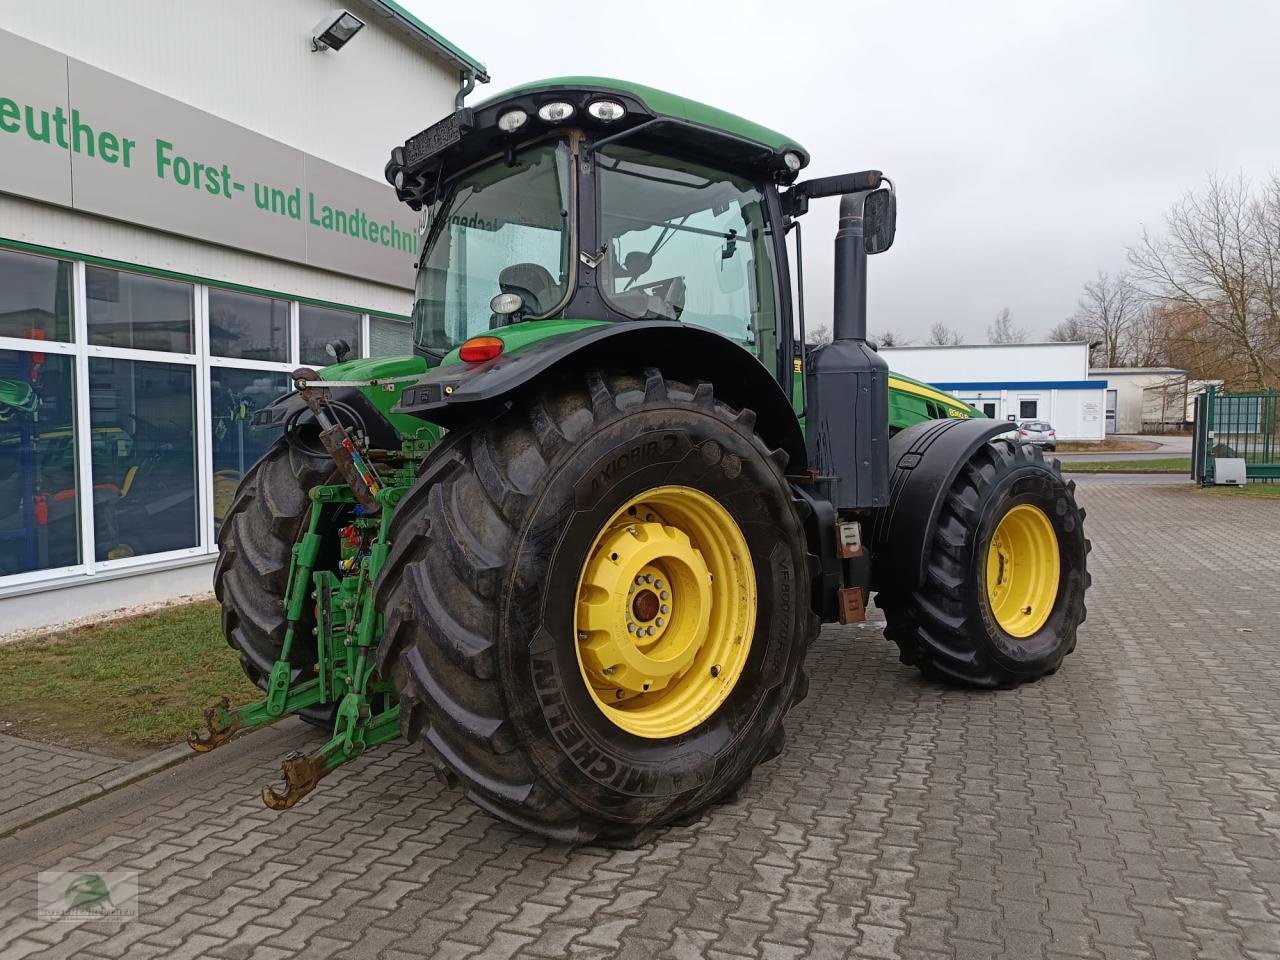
left=360, top=1, right=490, bottom=82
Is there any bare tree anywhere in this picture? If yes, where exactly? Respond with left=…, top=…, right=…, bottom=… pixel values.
left=806, top=324, right=832, bottom=347
left=1047, top=315, right=1087, bottom=342
left=987, top=307, right=1027, bottom=344
left=1068, top=272, right=1141, bottom=367
left=926, top=321, right=964, bottom=345
left=1128, top=173, right=1280, bottom=389
left=871, top=330, right=912, bottom=348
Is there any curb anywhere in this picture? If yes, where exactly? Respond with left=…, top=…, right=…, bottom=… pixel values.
left=1060, top=469, right=1189, bottom=475
left=0, top=740, right=196, bottom=840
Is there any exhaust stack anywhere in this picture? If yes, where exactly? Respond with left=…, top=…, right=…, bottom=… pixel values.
left=804, top=190, right=890, bottom=511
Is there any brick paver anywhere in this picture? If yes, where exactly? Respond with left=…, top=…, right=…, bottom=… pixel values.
left=0, top=479, right=1277, bottom=959
left=0, top=735, right=125, bottom=819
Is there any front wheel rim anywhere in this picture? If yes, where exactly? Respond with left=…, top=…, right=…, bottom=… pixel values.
left=574, top=485, right=756, bottom=739
left=984, top=503, right=1061, bottom=638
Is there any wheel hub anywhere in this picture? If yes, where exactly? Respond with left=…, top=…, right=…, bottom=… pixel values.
left=574, top=486, right=756, bottom=739
left=985, top=503, right=1061, bottom=638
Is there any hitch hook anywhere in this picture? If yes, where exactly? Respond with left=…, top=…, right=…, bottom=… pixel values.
left=261, top=750, right=330, bottom=810
left=188, top=697, right=243, bottom=753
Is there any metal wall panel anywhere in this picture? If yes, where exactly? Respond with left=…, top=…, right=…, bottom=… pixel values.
left=0, top=0, right=460, bottom=179
left=0, top=195, right=413, bottom=316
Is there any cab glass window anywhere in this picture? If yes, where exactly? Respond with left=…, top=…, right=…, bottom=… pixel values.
left=596, top=146, right=780, bottom=367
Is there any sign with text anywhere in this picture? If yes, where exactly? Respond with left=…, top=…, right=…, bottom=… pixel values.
left=0, top=28, right=418, bottom=289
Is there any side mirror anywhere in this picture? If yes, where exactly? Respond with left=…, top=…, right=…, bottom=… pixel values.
left=863, top=187, right=896, bottom=255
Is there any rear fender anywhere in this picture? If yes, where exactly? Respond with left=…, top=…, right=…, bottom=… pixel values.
left=251, top=386, right=402, bottom=451
left=870, top=418, right=1008, bottom=593
left=396, top=321, right=807, bottom=471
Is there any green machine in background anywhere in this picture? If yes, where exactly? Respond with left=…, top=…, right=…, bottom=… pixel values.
left=193, top=77, right=1088, bottom=842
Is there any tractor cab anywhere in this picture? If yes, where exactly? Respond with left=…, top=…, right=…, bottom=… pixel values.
left=388, top=78, right=821, bottom=389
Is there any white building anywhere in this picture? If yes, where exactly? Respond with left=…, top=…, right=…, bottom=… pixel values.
left=0, top=2, right=485, bottom=631
left=1087, top=367, right=1195, bottom=434
left=882, top=341, right=1107, bottom=441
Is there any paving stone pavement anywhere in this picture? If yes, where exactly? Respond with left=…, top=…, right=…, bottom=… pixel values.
left=0, top=479, right=1278, bottom=960
left=0, top=735, right=125, bottom=819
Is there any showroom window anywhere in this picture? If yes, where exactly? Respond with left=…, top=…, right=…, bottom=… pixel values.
left=299, top=304, right=362, bottom=366
left=88, top=358, right=199, bottom=561
left=369, top=316, right=412, bottom=357
left=208, top=289, right=290, bottom=362
left=0, top=348, right=80, bottom=576
left=0, top=244, right=404, bottom=592
left=87, top=267, right=194, bottom=354
left=210, top=368, right=289, bottom=529
left=0, top=248, right=74, bottom=343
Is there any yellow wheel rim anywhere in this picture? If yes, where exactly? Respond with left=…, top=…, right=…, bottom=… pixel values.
left=984, top=503, right=1061, bottom=638
left=574, top=485, right=756, bottom=739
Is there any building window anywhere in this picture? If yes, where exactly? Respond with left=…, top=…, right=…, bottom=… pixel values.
left=210, top=368, right=289, bottom=528
left=299, top=305, right=361, bottom=366
left=369, top=316, right=412, bottom=357
left=0, top=349, right=80, bottom=575
left=87, top=268, right=194, bottom=354
left=88, top=358, right=198, bottom=560
left=982, top=402, right=997, bottom=419
left=0, top=248, right=74, bottom=343
left=1019, top=399, right=1039, bottom=420
left=208, top=289, right=290, bottom=362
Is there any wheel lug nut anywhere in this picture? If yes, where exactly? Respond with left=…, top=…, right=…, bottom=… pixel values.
left=603, top=666, right=615, bottom=675
left=660, top=604, right=670, bottom=614
left=660, top=591, right=669, bottom=600
left=577, top=631, right=588, bottom=641
left=615, top=689, right=625, bottom=700
left=655, top=579, right=665, bottom=589
left=627, top=623, right=636, bottom=633
left=656, top=617, right=664, bottom=627
left=635, top=576, right=644, bottom=585
left=645, top=574, right=654, bottom=583
left=710, top=665, right=721, bottom=677
left=627, top=526, right=638, bottom=536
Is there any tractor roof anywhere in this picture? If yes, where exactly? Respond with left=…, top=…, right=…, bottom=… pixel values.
left=476, top=77, right=808, bottom=161
left=389, top=76, right=810, bottom=208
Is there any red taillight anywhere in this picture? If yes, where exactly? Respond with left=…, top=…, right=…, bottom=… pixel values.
left=1018, top=429, right=1028, bottom=436
left=458, top=336, right=504, bottom=363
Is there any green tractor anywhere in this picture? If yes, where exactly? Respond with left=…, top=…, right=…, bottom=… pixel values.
left=197, top=77, right=1089, bottom=841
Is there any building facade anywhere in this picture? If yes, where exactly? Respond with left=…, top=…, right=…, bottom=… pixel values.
left=1087, top=367, right=1195, bottom=434
left=882, top=342, right=1107, bottom=441
left=0, top=2, right=484, bottom=630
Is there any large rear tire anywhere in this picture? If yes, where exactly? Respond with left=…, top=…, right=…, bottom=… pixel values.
left=214, top=436, right=335, bottom=725
left=876, top=439, right=1089, bottom=687
left=375, top=369, right=817, bottom=842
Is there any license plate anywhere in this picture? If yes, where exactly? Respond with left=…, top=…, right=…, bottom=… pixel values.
left=404, top=112, right=465, bottom=169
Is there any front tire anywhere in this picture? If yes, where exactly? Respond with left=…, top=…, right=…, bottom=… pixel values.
left=375, top=369, right=816, bottom=841
left=877, top=439, right=1089, bottom=687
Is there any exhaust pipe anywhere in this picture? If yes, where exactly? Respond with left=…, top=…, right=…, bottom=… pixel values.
left=804, top=191, right=890, bottom=510
left=832, top=194, right=869, bottom=343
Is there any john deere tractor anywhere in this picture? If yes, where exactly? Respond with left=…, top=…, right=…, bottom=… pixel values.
left=197, top=77, right=1089, bottom=841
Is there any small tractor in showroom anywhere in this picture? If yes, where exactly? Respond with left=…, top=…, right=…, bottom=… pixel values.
left=194, top=78, right=1089, bottom=841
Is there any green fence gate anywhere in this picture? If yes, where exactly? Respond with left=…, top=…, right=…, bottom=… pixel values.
left=1193, top=386, right=1280, bottom=484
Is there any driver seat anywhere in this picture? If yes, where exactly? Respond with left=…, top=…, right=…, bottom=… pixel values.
left=498, top=263, right=557, bottom=316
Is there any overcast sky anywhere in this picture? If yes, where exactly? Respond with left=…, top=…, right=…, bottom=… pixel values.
left=406, top=0, right=1280, bottom=343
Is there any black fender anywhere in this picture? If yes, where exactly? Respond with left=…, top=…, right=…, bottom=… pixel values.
left=395, top=321, right=808, bottom=471
left=250, top=385, right=401, bottom=451
left=870, top=417, right=1008, bottom=594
